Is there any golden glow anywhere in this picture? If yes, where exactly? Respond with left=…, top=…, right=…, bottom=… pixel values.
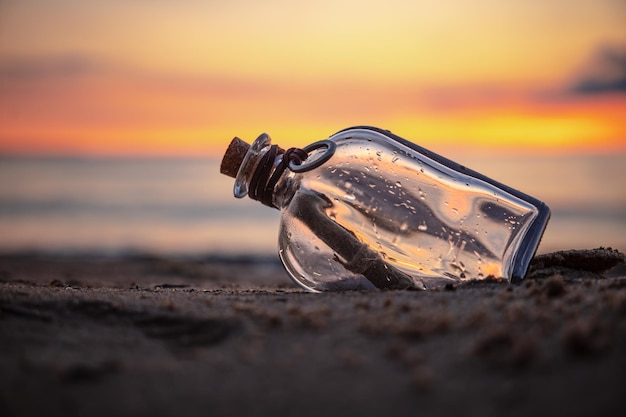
left=481, top=262, right=503, bottom=278
left=1, top=0, right=625, bottom=156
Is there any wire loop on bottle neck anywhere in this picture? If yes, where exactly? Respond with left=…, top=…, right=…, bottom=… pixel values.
left=248, top=140, right=336, bottom=208
left=288, top=140, right=336, bottom=172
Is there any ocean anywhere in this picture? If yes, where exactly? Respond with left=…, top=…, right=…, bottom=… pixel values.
left=1, top=154, right=624, bottom=257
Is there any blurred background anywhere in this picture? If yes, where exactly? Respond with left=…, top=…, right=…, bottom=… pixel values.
left=0, top=0, right=625, bottom=257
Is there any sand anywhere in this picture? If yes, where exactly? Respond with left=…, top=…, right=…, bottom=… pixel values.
left=1, top=248, right=625, bottom=417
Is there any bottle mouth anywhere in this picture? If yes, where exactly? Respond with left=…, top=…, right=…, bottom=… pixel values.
left=233, top=133, right=272, bottom=198
left=220, top=137, right=250, bottom=178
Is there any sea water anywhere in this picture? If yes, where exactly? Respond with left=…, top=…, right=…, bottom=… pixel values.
left=0, top=154, right=624, bottom=257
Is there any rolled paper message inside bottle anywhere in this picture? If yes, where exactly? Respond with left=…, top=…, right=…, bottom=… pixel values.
left=220, top=126, right=550, bottom=292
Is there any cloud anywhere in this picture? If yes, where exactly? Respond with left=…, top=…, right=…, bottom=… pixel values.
left=568, top=45, right=626, bottom=95
left=0, top=55, right=97, bottom=80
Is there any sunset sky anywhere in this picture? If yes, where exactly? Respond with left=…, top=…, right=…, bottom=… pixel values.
left=1, top=0, right=625, bottom=156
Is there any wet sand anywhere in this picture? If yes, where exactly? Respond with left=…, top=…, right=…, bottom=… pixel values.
left=1, top=249, right=625, bottom=417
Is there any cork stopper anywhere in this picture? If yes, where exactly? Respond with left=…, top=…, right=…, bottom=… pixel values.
left=220, top=137, right=251, bottom=178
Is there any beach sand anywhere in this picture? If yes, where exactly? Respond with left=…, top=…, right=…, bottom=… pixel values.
left=1, top=248, right=625, bottom=417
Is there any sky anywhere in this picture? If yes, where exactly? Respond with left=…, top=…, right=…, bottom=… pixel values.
left=0, top=0, right=625, bottom=157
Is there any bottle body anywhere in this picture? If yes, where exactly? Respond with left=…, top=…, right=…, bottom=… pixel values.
left=276, top=127, right=549, bottom=291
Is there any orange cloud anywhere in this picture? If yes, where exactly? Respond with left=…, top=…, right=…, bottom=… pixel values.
left=1, top=52, right=625, bottom=157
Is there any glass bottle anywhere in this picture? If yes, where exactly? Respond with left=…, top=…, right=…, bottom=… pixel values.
left=220, top=126, right=550, bottom=292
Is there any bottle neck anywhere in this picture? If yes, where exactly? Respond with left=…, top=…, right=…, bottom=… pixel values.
left=228, top=133, right=335, bottom=209
left=234, top=137, right=297, bottom=210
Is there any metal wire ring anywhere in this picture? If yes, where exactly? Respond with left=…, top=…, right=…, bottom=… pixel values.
left=288, top=140, right=336, bottom=173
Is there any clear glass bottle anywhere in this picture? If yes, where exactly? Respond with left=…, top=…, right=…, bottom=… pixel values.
left=221, top=126, right=550, bottom=292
